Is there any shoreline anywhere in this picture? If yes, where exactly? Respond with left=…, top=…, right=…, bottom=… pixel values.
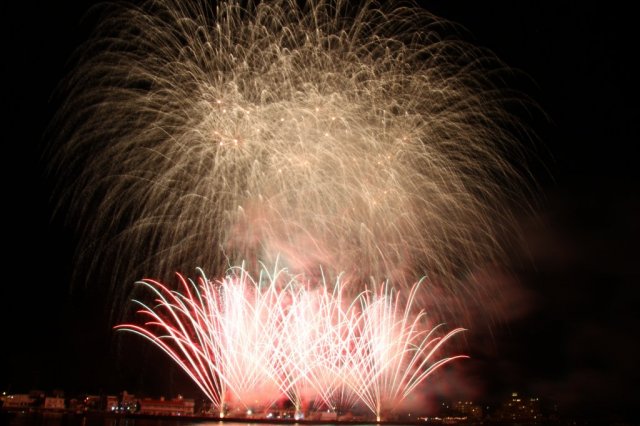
left=0, top=410, right=440, bottom=425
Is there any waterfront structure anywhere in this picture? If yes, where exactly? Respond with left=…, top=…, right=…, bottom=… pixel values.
left=138, top=396, right=195, bottom=416
left=452, top=400, right=483, bottom=421
left=1, top=394, right=34, bottom=409
left=493, top=392, right=542, bottom=422
left=43, top=396, right=65, bottom=410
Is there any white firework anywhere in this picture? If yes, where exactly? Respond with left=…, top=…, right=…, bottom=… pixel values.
left=51, top=0, right=533, bottom=321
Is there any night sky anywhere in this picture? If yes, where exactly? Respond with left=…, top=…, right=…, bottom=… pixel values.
left=3, top=1, right=639, bottom=422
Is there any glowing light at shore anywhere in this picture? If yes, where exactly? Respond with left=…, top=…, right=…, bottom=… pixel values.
left=52, top=0, right=531, bottom=318
left=116, top=266, right=466, bottom=419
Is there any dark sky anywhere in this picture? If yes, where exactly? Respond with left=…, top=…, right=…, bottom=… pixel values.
left=2, top=0, right=639, bottom=422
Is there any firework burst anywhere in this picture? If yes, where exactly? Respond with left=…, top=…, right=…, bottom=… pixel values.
left=51, top=0, right=532, bottom=319
left=50, top=0, right=538, bottom=415
left=116, top=266, right=466, bottom=419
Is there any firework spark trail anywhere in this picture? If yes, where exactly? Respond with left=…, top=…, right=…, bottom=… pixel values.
left=52, top=0, right=532, bottom=320
left=116, top=266, right=465, bottom=419
left=115, top=276, right=227, bottom=408
left=344, top=282, right=467, bottom=420
left=197, top=267, right=280, bottom=413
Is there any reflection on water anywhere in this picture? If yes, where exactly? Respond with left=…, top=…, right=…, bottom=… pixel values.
left=1, top=413, right=383, bottom=426
left=2, top=413, right=183, bottom=426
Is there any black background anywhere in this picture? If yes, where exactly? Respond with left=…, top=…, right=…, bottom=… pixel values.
left=2, top=1, right=639, bottom=422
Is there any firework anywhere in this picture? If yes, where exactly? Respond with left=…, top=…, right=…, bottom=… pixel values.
left=116, top=266, right=466, bottom=420
left=51, top=0, right=531, bottom=319
left=51, top=0, right=537, bottom=416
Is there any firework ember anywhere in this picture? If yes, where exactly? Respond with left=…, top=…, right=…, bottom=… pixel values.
left=116, top=266, right=466, bottom=419
left=52, top=0, right=530, bottom=317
